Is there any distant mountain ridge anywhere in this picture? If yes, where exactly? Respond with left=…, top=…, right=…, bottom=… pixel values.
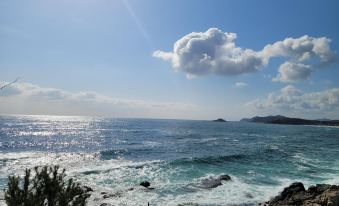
left=240, top=115, right=339, bottom=126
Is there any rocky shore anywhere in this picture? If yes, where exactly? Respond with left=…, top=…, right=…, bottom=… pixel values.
left=262, top=182, right=339, bottom=206
left=85, top=180, right=339, bottom=206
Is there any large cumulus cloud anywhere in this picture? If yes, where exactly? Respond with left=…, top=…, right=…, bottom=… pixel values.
left=153, top=28, right=266, bottom=78
left=153, top=28, right=336, bottom=81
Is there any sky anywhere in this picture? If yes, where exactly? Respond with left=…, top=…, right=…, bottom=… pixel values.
left=1, top=0, right=339, bottom=120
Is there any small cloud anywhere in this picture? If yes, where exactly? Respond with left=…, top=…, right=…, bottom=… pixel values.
left=280, top=85, right=302, bottom=96
left=234, top=82, right=248, bottom=88
left=272, top=62, right=312, bottom=82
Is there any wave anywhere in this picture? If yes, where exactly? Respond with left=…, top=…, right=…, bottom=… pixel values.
left=170, top=154, right=248, bottom=167
left=1, top=151, right=339, bottom=206
left=99, top=148, right=130, bottom=160
left=99, top=147, right=155, bottom=160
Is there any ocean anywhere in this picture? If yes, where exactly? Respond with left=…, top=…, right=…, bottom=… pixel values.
left=0, top=115, right=338, bottom=205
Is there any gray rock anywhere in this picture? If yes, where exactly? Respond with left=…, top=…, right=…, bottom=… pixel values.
left=140, top=181, right=151, bottom=188
left=217, top=174, right=231, bottom=181
left=82, top=186, right=93, bottom=192
left=188, top=174, right=232, bottom=189
left=200, top=178, right=223, bottom=189
left=102, top=191, right=122, bottom=199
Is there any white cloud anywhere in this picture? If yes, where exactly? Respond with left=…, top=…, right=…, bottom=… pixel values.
left=234, top=82, right=248, bottom=88
left=262, top=35, right=335, bottom=62
left=0, top=81, right=198, bottom=119
left=280, top=85, right=302, bottom=96
left=272, top=62, right=312, bottom=82
left=153, top=28, right=336, bottom=81
left=246, top=85, right=339, bottom=119
left=153, top=28, right=266, bottom=77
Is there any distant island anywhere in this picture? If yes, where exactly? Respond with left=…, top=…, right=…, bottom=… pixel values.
left=240, top=115, right=339, bottom=126
left=212, top=118, right=227, bottom=122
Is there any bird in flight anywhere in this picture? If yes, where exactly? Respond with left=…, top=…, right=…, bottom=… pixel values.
left=0, top=77, right=20, bottom=90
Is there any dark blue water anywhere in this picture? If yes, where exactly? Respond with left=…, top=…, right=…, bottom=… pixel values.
left=1, top=115, right=338, bottom=205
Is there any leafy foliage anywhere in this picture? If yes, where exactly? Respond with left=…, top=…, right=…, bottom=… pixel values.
left=4, top=166, right=91, bottom=206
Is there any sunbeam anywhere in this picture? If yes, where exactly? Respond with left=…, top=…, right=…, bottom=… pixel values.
left=122, top=0, right=154, bottom=51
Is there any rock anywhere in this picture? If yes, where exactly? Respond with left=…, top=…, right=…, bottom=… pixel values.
left=140, top=181, right=151, bottom=188
left=217, top=174, right=231, bottom=181
left=200, top=178, right=223, bottom=189
left=305, top=189, right=339, bottom=206
left=212, top=118, right=227, bottom=122
left=267, top=182, right=339, bottom=206
left=102, top=191, right=122, bottom=199
left=100, top=204, right=114, bottom=206
left=308, top=184, right=331, bottom=195
left=188, top=174, right=231, bottom=189
left=281, top=182, right=305, bottom=198
left=82, top=186, right=93, bottom=192
left=268, top=182, right=304, bottom=205
left=245, top=192, right=254, bottom=198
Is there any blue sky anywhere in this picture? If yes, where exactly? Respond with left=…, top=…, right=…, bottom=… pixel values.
left=1, top=0, right=339, bottom=120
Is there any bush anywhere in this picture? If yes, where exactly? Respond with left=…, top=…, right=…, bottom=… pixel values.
left=4, top=166, right=91, bottom=206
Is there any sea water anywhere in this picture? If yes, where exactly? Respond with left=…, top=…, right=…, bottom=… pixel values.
left=0, top=115, right=338, bottom=205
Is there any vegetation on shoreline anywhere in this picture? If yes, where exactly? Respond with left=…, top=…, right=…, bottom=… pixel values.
left=4, top=166, right=90, bottom=206
left=4, top=166, right=339, bottom=205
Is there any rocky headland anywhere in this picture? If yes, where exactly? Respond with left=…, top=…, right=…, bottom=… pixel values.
left=241, top=115, right=339, bottom=126
left=262, top=182, right=339, bottom=206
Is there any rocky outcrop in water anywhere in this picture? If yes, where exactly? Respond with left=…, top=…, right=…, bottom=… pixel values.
left=263, top=182, right=339, bottom=206
left=140, top=181, right=151, bottom=188
left=212, top=118, right=227, bottom=122
left=186, top=174, right=232, bottom=190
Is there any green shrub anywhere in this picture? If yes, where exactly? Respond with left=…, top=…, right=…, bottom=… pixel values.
left=4, top=166, right=91, bottom=206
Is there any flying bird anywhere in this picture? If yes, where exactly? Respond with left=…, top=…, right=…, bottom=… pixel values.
left=0, top=77, right=20, bottom=90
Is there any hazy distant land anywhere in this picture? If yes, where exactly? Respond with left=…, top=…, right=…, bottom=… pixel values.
left=240, top=115, right=339, bottom=126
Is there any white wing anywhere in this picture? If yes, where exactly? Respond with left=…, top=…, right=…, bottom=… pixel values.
left=0, top=77, right=20, bottom=90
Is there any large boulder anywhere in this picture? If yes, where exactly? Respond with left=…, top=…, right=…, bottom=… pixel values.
left=305, top=185, right=339, bottom=206
left=270, top=182, right=305, bottom=204
left=267, top=182, right=339, bottom=206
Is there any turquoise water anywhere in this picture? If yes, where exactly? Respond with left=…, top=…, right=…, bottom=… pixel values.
left=1, top=115, right=339, bottom=205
